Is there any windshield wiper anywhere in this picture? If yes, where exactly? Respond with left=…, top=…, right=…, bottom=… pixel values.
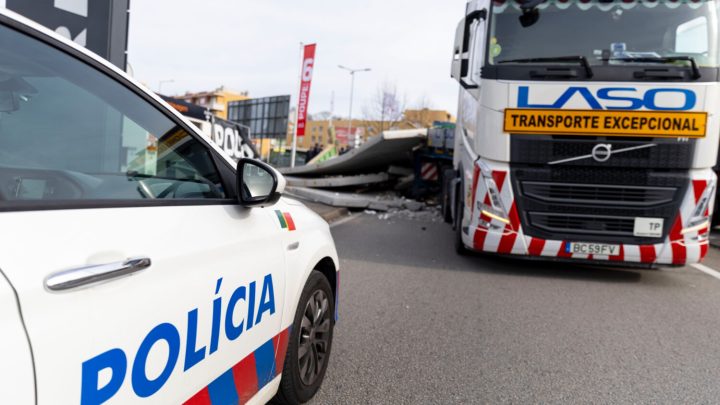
left=610, top=56, right=700, bottom=79
left=497, top=56, right=593, bottom=78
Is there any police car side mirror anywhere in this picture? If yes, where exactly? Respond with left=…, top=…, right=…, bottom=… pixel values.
left=237, top=158, right=285, bottom=207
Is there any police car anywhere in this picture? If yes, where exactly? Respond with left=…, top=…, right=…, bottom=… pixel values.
left=0, top=9, right=339, bottom=405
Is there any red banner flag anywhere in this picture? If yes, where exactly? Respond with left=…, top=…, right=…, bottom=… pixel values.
left=296, top=44, right=316, bottom=137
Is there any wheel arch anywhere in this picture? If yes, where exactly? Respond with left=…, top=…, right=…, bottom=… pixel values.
left=314, top=256, right=337, bottom=301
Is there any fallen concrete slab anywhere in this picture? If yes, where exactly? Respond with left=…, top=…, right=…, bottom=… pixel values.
left=285, top=186, right=423, bottom=212
left=294, top=199, right=350, bottom=223
left=285, top=173, right=390, bottom=188
left=280, top=128, right=427, bottom=176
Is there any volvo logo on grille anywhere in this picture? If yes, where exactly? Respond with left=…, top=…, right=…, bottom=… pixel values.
left=548, top=143, right=658, bottom=165
left=591, top=144, right=612, bottom=162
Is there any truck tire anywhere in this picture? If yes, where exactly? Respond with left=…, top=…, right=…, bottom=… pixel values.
left=454, top=184, right=468, bottom=255
left=272, top=270, right=335, bottom=405
left=441, top=168, right=455, bottom=224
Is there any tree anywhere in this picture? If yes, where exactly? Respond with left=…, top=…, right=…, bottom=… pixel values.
left=361, top=81, right=406, bottom=137
left=405, top=95, right=435, bottom=128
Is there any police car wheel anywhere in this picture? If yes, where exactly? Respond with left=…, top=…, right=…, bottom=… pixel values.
left=273, top=270, right=334, bottom=404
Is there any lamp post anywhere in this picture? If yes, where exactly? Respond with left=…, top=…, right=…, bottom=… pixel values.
left=338, top=65, right=370, bottom=149
left=157, top=79, right=174, bottom=94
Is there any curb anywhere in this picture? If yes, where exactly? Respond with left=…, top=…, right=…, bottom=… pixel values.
left=320, top=207, right=351, bottom=224
left=287, top=194, right=351, bottom=224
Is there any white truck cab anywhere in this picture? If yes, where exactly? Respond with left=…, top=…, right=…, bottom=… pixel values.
left=448, top=0, right=718, bottom=266
left=0, top=9, right=338, bottom=405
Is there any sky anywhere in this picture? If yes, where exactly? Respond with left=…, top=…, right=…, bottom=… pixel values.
left=127, top=0, right=467, bottom=118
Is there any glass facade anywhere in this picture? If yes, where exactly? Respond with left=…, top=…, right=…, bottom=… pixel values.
left=227, top=95, right=291, bottom=139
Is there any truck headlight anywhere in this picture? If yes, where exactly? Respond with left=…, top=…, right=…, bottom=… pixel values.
left=480, top=204, right=510, bottom=225
left=681, top=179, right=715, bottom=236
left=475, top=160, right=511, bottom=229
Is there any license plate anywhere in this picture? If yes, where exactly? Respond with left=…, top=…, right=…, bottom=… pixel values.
left=566, top=242, right=621, bottom=256
left=634, top=217, right=664, bottom=238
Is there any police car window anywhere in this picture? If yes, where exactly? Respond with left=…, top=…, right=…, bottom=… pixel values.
left=0, top=24, right=226, bottom=205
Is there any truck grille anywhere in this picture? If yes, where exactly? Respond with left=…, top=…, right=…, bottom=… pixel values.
left=509, top=137, right=690, bottom=244
left=522, top=182, right=676, bottom=207
left=528, top=213, right=635, bottom=236
left=510, top=135, right=694, bottom=169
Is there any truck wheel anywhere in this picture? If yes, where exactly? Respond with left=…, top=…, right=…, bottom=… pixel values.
left=441, top=168, right=455, bottom=224
left=454, top=185, right=468, bottom=255
left=272, top=270, right=335, bottom=405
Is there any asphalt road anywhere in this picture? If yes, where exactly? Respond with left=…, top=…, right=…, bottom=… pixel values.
left=311, top=210, right=720, bottom=404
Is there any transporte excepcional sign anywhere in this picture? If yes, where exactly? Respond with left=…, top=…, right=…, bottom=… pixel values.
left=503, top=109, right=707, bottom=138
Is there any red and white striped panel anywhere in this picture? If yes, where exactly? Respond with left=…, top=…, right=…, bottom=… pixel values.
left=469, top=165, right=528, bottom=256
left=467, top=159, right=717, bottom=266
left=420, top=162, right=439, bottom=181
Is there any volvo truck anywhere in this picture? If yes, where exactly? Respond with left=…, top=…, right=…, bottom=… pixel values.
left=446, top=0, right=719, bottom=266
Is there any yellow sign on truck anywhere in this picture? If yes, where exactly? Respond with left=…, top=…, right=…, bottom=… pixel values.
left=504, top=109, right=707, bottom=138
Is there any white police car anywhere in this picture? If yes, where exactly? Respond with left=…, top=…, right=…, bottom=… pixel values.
left=0, top=9, right=338, bottom=405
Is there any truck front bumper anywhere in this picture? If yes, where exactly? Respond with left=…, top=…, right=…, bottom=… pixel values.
left=462, top=159, right=716, bottom=267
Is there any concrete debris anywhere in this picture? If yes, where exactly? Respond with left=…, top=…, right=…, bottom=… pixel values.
left=387, top=165, right=414, bottom=177
left=393, top=174, right=415, bottom=192
left=279, top=128, right=438, bottom=213
left=286, top=186, right=424, bottom=212
left=280, top=128, right=426, bottom=176
left=285, top=173, right=389, bottom=188
left=375, top=206, right=443, bottom=223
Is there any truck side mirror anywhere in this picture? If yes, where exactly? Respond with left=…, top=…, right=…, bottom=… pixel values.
left=450, top=8, right=487, bottom=90
left=451, top=18, right=466, bottom=82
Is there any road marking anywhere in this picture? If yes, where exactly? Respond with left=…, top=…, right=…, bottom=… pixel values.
left=330, top=213, right=362, bottom=228
left=691, top=263, right=720, bottom=281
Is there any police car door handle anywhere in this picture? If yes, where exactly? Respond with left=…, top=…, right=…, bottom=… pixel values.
left=287, top=241, right=300, bottom=251
left=45, top=257, right=152, bottom=291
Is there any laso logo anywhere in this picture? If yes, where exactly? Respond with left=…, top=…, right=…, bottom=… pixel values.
left=518, top=86, right=696, bottom=111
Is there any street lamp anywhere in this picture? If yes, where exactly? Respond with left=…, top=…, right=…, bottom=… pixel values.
left=157, top=79, right=174, bottom=94
left=338, top=65, right=370, bottom=148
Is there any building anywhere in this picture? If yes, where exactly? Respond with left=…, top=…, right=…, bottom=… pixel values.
left=286, top=120, right=336, bottom=150
left=286, top=119, right=367, bottom=151
left=402, top=109, right=456, bottom=128
left=285, top=109, right=455, bottom=151
left=174, top=86, right=249, bottom=119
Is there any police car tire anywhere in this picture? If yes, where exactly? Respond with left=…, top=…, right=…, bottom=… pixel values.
left=272, top=270, right=335, bottom=405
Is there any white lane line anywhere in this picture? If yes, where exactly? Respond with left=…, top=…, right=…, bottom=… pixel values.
left=330, top=212, right=362, bottom=228
left=691, top=263, right=720, bottom=281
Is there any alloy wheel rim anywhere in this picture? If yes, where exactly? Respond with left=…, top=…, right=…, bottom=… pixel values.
left=297, top=289, right=331, bottom=386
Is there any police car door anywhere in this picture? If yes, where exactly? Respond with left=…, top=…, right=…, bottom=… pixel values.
left=0, top=17, right=286, bottom=404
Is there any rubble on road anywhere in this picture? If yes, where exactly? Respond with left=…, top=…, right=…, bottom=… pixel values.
left=279, top=125, right=454, bottom=214
left=378, top=206, right=442, bottom=221
left=285, top=173, right=389, bottom=188
left=286, top=187, right=424, bottom=212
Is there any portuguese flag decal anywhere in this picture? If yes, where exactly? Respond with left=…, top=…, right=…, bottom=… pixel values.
left=275, top=210, right=296, bottom=231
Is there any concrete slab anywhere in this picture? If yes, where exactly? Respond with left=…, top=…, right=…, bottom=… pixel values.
left=285, top=173, right=390, bottom=188
left=286, top=186, right=424, bottom=212
left=280, top=129, right=426, bottom=176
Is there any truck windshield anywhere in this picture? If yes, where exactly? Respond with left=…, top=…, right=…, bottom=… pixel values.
left=489, top=0, right=720, bottom=68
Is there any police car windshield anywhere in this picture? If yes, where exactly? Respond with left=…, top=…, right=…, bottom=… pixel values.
left=489, top=0, right=720, bottom=68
